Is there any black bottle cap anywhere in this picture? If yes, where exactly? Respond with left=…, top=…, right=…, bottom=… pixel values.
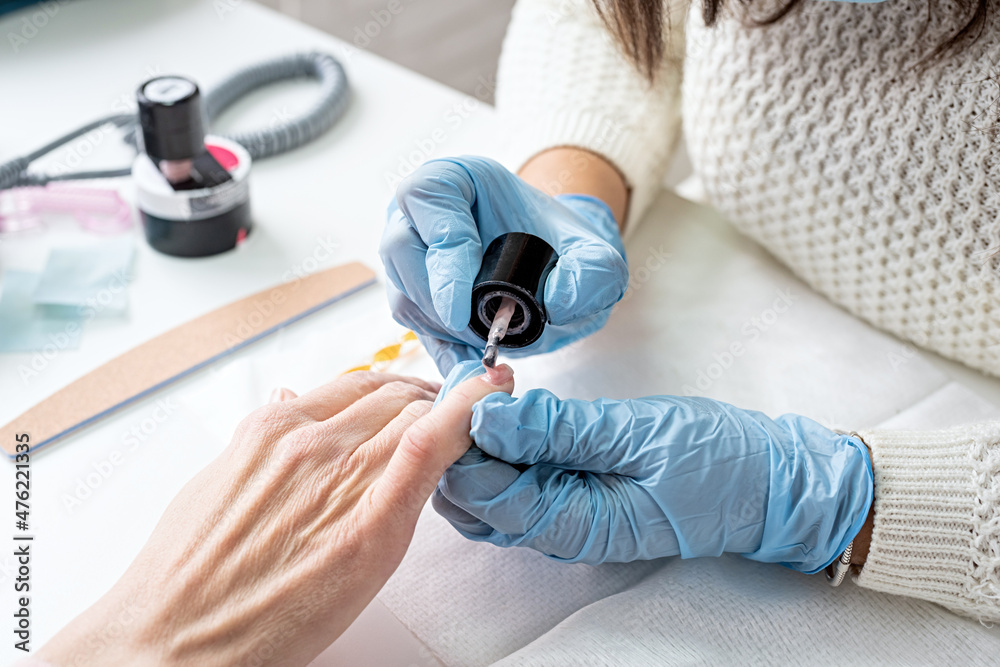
left=470, top=232, right=558, bottom=348
left=137, top=76, right=205, bottom=161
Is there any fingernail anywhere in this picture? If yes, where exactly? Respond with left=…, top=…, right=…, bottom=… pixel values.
left=481, top=363, right=514, bottom=386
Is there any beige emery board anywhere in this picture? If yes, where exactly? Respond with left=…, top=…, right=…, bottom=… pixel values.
left=2, top=262, right=376, bottom=457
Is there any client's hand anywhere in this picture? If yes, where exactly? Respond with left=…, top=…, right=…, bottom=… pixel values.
left=434, top=370, right=873, bottom=574
left=38, top=369, right=513, bottom=667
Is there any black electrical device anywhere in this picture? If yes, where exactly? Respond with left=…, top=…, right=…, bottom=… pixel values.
left=470, top=232, right=558, bottom=349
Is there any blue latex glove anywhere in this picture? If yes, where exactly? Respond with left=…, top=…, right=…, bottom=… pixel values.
left=433, top=361, right=873, bottom=573
left=379, top=156, right=628, bottom=375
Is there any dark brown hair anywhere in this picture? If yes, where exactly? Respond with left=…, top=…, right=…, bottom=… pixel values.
left=592, top=0, right=990, bottom=80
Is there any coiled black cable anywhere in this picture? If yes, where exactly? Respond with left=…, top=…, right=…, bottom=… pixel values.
left=0, top=51, right=349, bottom=190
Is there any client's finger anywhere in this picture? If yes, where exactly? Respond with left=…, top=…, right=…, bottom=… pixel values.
left=326, top=382, right=437, bottom=455
left=357, top=399, right=434, bottom=467
left=292, top=371, right=440, bottom=422
left=373, top=364, right=515, bottom=520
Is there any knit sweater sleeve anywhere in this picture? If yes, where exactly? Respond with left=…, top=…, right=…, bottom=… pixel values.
left=854, top=422, right=1000, bottom=622
left=495, top=0, right=686, bottom=231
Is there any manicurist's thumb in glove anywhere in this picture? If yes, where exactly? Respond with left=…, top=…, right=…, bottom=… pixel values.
left=433, top=360, right=873, bottom=574
left=379, top=156, right=628, bottom=375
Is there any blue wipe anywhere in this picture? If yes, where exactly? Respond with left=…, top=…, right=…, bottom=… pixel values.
left=33, top=237, right=135, bottom=315
left=0, top=271, right=83, bottom=353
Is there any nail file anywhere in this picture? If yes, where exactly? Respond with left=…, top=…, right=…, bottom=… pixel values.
left=1, top=262, right=376, bottom=457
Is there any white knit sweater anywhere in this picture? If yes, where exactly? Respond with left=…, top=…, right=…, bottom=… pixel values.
left=496, top=0, right=1000, bottom=622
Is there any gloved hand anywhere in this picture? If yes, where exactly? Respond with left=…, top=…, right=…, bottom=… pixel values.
left=433, top=362, right=874, bottom=574
left=379, top=156, right=628, bottom=375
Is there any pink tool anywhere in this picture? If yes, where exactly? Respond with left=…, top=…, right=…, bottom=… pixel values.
left=0, top=184, right=132, bottom=235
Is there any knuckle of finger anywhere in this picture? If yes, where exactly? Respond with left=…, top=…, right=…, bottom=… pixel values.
left=383, top=380, right=434, bottom=402
left=343, top=370, right=385, bottom=394
left=234, top=403, right=294, bottom=441
left=401, top=399, right=434, bottom=420
left=334, top=522, right=372, bottom=563
left=446, top=381, right=482, bottom=407
left=400, top=417, right=440, bottom=463
left=276, top=424, right=326, bottom=465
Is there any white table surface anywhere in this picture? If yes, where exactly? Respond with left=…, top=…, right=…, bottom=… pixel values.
left=4, top=1, right=1000, bottom=666
left=0, top=0, right=501, bottom=663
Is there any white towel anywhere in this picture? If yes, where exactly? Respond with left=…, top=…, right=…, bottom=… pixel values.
left=376, top=191, right=1000, bottom=665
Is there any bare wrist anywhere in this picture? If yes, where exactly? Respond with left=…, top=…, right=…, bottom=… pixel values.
left=37, top=582, right=160, bottom=667
left=518, top=146, right=630, bottom=230
left=850, top=443, right=876, bottom=567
